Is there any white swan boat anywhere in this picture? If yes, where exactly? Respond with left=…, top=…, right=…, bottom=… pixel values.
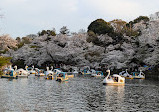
left=132, top=70, right=145, bottom=79
left=103, top=70, right=125, bottom=85
left=14, top=66, right=29, bottom=78
left=45, top=67, right=54, bottom=80
left=119, top=69, right=133, bottom=79
left=53, top=69, right=62, bottom=75
left=29, top=66, right=37, bottom=74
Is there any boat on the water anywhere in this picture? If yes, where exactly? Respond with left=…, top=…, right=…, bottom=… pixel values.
left=56, top=72, right=69, bottom=82
left=16, top=69, right=29, bottom=78
left=91, top=70, right=104, bottom=77
left=103, top=70, right=125, bottom=85
left=28, top=66, right=37, bottom=74
left=53, top=69, right=62, bottom=75
left=119, top=69, right=133, bottom=79
left=1, top=66, right=17, bottom=79
left=81, top=69, right=91, bottom=75
left=14, top=66, right=29, bottom=78
left=35, top=69, right=45, bottom=77
left=45, top=67, right=54, bottom=80
left=66, top=72, right=74, bottom=78
left=131, top=70, right=145, bottom=79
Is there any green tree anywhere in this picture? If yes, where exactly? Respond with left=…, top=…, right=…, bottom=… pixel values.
left=38, top=29, right=56, bottom=36
left=87, top=19, right=114, bottom=36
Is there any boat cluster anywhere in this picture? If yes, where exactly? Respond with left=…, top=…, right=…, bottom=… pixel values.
left=119, top=69, right=145, bottom=79
left=1, top=65, right=145, bottom=85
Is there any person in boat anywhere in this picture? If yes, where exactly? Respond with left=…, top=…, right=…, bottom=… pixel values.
left=97, top=72, right=101, bottom=75
left=59, top=73, right=63, bottom=77
left=19, top=71, right=22, bottom=75
left=113, top=77, right=118, bottom=82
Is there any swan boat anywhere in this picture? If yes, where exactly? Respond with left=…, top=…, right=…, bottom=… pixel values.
left=81, top=69, right=91, bottom=75
left=131, top=70, right=145, bottom=79
left=103, top=70, right=125, bottom=85
left=28, top=66, right=37, bottom=74
left=119, top=69, right=133, bottom=79
left=45, top=67, right=54, bottom=80
left=1, top=66, right=18, bottom=79
left=53, top=69, right=62, bottom=75
left=14, top=66, right=29, bottom=78
left=56, top=72, right=69, bottom=82
left=91, top=70, right=104, bottom=77
left=35, top=69, right=45, bottom=77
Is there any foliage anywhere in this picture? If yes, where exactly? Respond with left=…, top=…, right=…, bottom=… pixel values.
left=16, top=37, right=21, bottom=43
left=17, top=42, right=24, bottom=49
left=16, top=37, right=32, bottom=49
left=87, top=19, right=114, bottom=36
left=127, top=16, right=149, bottom=28
left=38, top=29, right=56, bottom=36
left=60, top=26, right=70, bottom=35
left=110, top=19, right=141, bottom=37
left=109, top=19, right=127, bottom=34
left=0, top=49, right=8, bottom=54
left=86, top=31, right=100, bottom=45
left=125, top=28, right=141, bottom=37
left=87, top=19, right=125, bottom=44
left=133, top=16, right=149, bottom=23
left=0, top=56, right=11, bottom=67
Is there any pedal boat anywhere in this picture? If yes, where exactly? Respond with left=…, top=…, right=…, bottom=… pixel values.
left=36, top=69, right=45, bottom=77
left=66, top=72, right=74, bottom=78
left=103, top=70, right=125, bottom=85
left=91, top=70, right=104, bottom=77
left=45, top=67, right=54, bottom=80
left=56, top=72, right=69, bottom=82
left=1, top=69, right=18, bottom=79
left=119, top=69, right=134, bottom=79
left=15, top=68, right=29, bottom=78
left=132, top=70, right=145, bottom=79
left=81, top=69, right=91, bottom=75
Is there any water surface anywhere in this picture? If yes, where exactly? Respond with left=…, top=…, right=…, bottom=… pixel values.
left=0, top=75, right=158, bottom=112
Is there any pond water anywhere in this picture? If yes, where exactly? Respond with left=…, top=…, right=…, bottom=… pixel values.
left=0, top=75, right=158, bottom=112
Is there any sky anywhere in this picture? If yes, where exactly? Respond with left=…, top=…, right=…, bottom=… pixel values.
left=0, top=0, right=159, bottom=38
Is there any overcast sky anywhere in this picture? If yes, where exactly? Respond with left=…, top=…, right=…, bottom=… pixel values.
left=0, top=0, right=159, bottom=38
